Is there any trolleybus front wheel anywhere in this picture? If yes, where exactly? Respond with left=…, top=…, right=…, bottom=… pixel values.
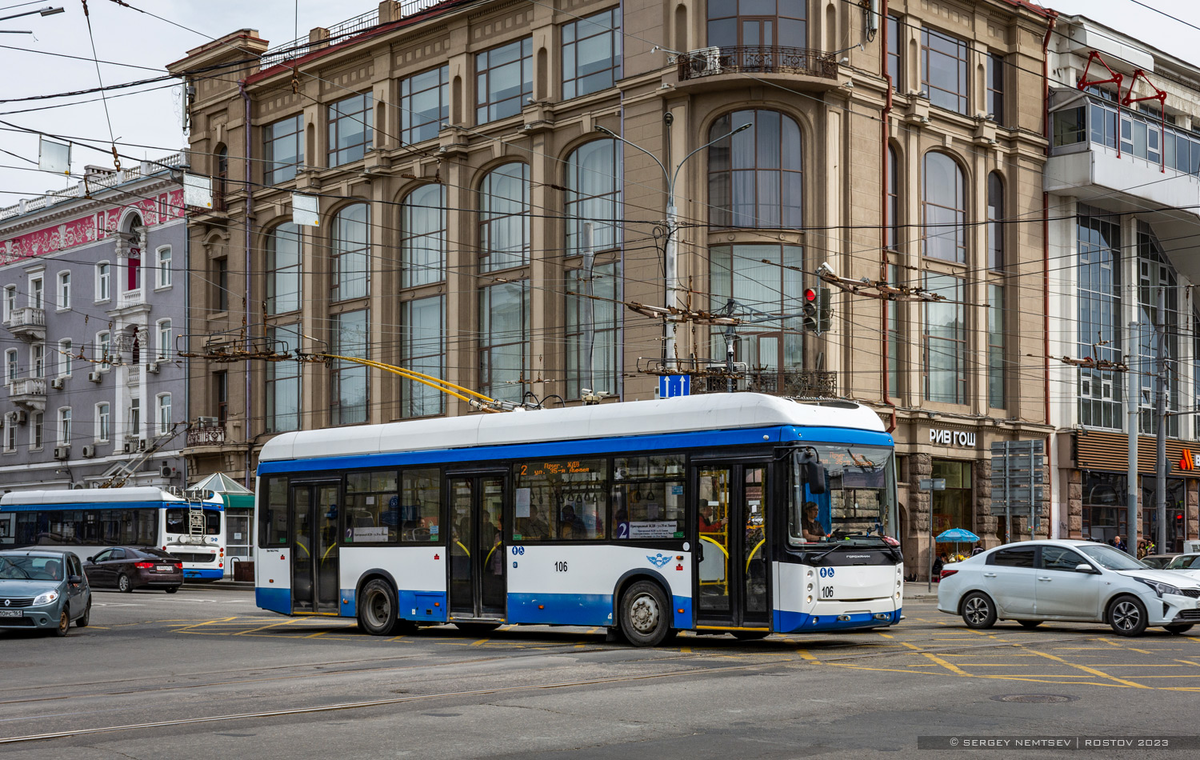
left=620, top=580, right=671, bottom=647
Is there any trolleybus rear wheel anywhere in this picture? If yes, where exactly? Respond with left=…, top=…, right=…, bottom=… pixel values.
left=620, top=580, right=671, bottom=647
left=358, top=579, right=399, bottom=636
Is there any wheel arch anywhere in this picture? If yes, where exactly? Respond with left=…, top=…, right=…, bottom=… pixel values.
left=355, top=568, right=399, bottom=612
left=956, top=587, right=992, bottom=616
left=611, top=568, right=672, bottom=627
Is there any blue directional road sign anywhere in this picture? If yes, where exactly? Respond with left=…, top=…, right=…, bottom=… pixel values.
left=659, top=374, right=691, bottom=398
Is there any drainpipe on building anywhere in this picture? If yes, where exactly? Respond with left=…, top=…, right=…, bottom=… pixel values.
left=240, top=80, right=253, bottom=488
left=879, top=0, right=896, bottom=436
left=1041, top=13, right=1057, bottom=537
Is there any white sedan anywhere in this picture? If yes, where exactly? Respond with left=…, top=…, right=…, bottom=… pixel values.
left=937, top=539, right=1200, bottom=637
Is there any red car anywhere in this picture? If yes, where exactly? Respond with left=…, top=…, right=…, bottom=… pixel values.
left=84, top=547, right=184, bottom=593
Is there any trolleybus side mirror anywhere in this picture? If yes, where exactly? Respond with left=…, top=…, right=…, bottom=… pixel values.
left=798, top=451, right=827, bottom=495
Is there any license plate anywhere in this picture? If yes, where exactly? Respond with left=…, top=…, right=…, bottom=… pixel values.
left=0, top=609, right=22, bottom=618
left=156, top=566, right=173, bottom=573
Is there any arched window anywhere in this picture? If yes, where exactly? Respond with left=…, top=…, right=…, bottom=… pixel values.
left=921, top=152, right=965, bottom=263
left=707, top=0, right=806, bottom=50
left=708, top=109, right=802, bottom=228
left=266, top=223, right=301, bottom=314
left=479, top=163, right=529, bottom=272
left=401, top=184, right=446, bottom=288
left=565, top=139, right=620, bottom=256
left=987, top=172, right=1004, bottom=270
left=332, top=203, right=370, bottom=300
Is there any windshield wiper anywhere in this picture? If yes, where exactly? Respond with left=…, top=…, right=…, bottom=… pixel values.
left=0, top=557, right=31, bottom=579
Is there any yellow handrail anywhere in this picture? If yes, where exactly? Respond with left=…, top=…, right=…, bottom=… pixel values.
left=454, top=540, right=470, bottom=557
left=745, top=538, right=765, bottom=573
left=700, top=534, right=729, bottom=558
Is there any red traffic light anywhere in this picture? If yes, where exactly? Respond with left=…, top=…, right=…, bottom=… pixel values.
left=804, top=288, right=817, bottom=302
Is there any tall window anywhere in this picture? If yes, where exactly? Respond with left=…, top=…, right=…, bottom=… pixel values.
left=332, top=310, right=369, bottom=425
left=214, top=257, right=229, bottom=311
left=1138, top=222, right=1180, bottom=436
left=710, top=245, right=803, bottom=387
left=58, top=407, right=71, bottom=446
left=5, top=348, right=16, bottom=383
left=58, top=339, right=71, bottom=377
left=401, top=185, right=446, bottom=287
left=988, top=284, right=1004, bottom=409
left=923, top=273, right=965, bottom=404
left=565, top=139, right=621, bottom=257
left=97, top=403, right=110, bottom=442
left=31, top=343, right=43, bottom=379
left=479, top=281, right=528, bottom=403
left=921, top=27, right=969, bottom=115
left=3, top=285, right=14, bottom=320
left=479, top=163, right=530, bottom=271
left=96, top=262, right=110, bottom=301
left=563, top=9, right=622, bottom=99
left=57, top=272, right=70, bottom=309
left=707, top=0, right=806, bottom=49
left=987, top=53, right=1005, bottom=124
left=266, top=327, right=300, bottom=432
left=566, top=262, right=620, bottom=399
left=156, top=246, right=172, bottom=288
left=401, top=65, right=449, bottom=145
left=328, top=93, right=373, bottom=166
left=885, top=14, right=900, bottom=89
left=886, top=145, right=899, bottom=250
left=476, top=38, right=533, bottom=124
left=264, top=114, right=305, bottom=185
left=708, top=109, right=803, bottom=228
left=887, top=264, right=902, bottom=397
left=157, top=320, right=171, bottom=360
left=332, top=204, right=370, bottom=300
left=987, top=172, right=1004, bottom=270
left=401, top=296, right=444, bottom=418
left=922, top=152, right=966, bottom=263
left=214, top=145, right=229, bottom=210
left=267, top=223, right=301, bottom=314
left=157, top=394, right=171, bottom=435
left=214, top=370, right=229, bottom=425
left=96, top=331, right=111, bottom=369
left=29, top=276, right=42, bottom=309
left=1080, top=207, right=1123, bottom=425
left=32, top=411, right=42, bottom=449
left=3, top=419, right=12, bottom=452
left=128, top=398, right=139, bottom=439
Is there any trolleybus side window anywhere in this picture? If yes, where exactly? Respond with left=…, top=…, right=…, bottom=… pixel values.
left=401, top=468, right=441, bottom=541
left=612, top=453, right=686, bottom=540
left=345, top=470, right=400, bottom=543
left=260, top=476, right=289, bottom=547
left=513, top=458, right=607, bottom=541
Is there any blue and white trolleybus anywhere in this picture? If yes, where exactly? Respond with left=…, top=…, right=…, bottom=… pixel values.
left=254, top=394, right=904, bottom=645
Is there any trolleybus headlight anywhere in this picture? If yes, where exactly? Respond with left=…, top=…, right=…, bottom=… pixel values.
left=806, top=595, right=813, bottom=604
left=807, top=583, right=813, bottom=591
left=33, top=590, right=59, bottom=606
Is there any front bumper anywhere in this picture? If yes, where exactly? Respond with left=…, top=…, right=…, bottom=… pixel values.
left=1153, top=592, right=1200, bottom=625
left=0, top=602, right=61, bottom=631
left=775, top=599, right=902, bottom=633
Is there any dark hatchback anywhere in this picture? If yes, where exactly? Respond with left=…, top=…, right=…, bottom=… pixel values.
left=84, top=547, right=184, bottom=593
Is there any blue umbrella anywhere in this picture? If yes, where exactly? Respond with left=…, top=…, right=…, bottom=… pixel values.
left=936, top=528, right=980, bottom=543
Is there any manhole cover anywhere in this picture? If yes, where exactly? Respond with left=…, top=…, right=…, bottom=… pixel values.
left=991, top=694, right=1076, bottom=704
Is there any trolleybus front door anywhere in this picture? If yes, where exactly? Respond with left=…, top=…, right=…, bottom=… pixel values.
left=448, top=474, right=507, bottom=620
left=694, top=462, right=770, bottom=630
left=290, top=482, right=341, bottom=614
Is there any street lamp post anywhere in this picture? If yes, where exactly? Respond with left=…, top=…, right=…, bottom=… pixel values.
left=594, top=121, right=752, bottom=371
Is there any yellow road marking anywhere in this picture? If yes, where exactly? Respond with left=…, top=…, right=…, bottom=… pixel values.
left=903, top=642, right=968, bottom=676
left=1027, top=649, right=1150, bottom=689
left=795, top=648, right=816, bottom=661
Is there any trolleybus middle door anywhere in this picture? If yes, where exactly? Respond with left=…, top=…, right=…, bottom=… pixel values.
left=290, top=481, right=341, bottom=615
left=448, top=474, right=508, bottom=620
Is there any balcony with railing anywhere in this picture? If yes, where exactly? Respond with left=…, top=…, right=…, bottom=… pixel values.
left=9, top=377, right=47, bottom=409
left=4, top=306, right=45, bottom=341
left=118, top=290, right=146, bottom=310
left=187, top=425, right=226, bottom=448
left=1047, top=91, right=1200, bottom=214
left=693, top=368, right=837, bottom=398
left=677, top=46, right=837, bottom=84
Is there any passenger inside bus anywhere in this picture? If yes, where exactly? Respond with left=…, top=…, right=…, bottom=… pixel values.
left=521, top=505, right=549, bottom=539
left=559, top=505, right=587, bottom=539
left=699, top=504, right=727, bottom=533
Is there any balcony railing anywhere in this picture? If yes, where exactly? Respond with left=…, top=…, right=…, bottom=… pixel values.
left=693, top=369, right=838, bottom=397
left=5, top=306, right=45, bottom=341
left=678, top=46, right=837, bottom=82
left=118, top=290, right=145, bottom=309
left=187, top=426, right=226, bottom=447
left=9, top=377, right=47, bottom=406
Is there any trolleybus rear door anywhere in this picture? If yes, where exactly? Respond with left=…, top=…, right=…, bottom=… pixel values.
left=694, top=462, right=770, bottom=630
left=448, top=474, right=507, bottom=620
left=290, top=482, right=341, bottom=614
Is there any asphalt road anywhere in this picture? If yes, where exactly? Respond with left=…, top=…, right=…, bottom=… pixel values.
left=2, top=585, right=1198, bottom=759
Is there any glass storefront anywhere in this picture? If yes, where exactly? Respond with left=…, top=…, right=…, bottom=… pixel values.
left=930, top=459, right=972, bottom=535
left=1081, top=471, right=1127, bottom=544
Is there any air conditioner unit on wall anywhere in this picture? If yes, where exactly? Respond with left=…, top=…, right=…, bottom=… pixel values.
left=146, top=362, right=160, bottom=374
left=88, top=372, right=102, bottom=383
left=50, top=377, right=64, bottom=390
left=9, top=410, right=27, bottom=426
left=196, top=416, right=218, bottom=428
left=138, top=439, right=147, bottom=451
left=81, top=444, right=95, bottom=458
left=686, top=46, right=724, bottom=76
left=122, top=441, right=132, bottom=454
left=53, top=446, right=69, bottom=460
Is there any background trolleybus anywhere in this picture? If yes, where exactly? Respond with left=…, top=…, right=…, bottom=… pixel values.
left=0, top=487, right=228, bottom=580
left=254, top=393, right=904, bottom=645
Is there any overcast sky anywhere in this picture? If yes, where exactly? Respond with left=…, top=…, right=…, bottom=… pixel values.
left=0, top=0, right=1197, bottom=202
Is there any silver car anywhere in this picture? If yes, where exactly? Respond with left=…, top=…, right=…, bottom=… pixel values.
left=0, top=550, right=92, bottom=637
left=937, top=540, right=1200, bottom=637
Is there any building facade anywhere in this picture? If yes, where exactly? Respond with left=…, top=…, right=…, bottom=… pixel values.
left=0, top=158, right=189, bottom=494
left=171, top=0, right=1054, bottom=579
left=1046, top=15, right=1200, bottom=552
